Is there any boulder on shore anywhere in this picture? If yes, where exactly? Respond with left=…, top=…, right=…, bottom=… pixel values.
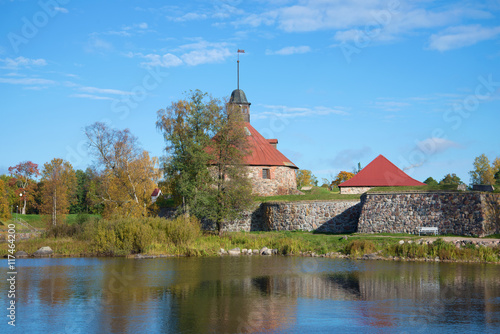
left=228, top=248, right=241, bottom=256
left=260, top=247, right=272, bottom=256
left=33, top=246, right=53, bottom=257
left=15, top=251, right=29, bottom=258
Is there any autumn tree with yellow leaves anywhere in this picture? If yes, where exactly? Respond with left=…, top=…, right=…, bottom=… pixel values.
left=332, top=171, right=355, bottom=187
left=0, top=179, right=11, bottom=221
left=296, top=170, right=318, bottom=189
left=85, top=122, right=161, bottom=218
left=469, top=154, right=496, bottom=186
left=39, top=158, right=77, bottom=226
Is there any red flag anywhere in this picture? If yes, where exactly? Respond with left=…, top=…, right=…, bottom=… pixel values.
left=238, top=49, right=245, bottom=53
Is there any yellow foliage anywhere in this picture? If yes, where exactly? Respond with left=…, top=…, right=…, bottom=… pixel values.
left=0, top=180, right=11, bottom=221
left=101, top=151, right=161, bottom=218
left=332, top=171, right=355, bottom=186
left=40, top=158, right=76, bottom=226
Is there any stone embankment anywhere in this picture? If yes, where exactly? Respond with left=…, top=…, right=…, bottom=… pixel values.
left=358, top=192, right=500, bottom=237
left=201, top=200, right=362, bottom=233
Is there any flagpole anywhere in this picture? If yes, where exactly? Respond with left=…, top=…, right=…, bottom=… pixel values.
left=237, top=49, right=245, bottom=91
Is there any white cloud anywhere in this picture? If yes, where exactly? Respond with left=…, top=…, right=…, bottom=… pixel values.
left=79, top=86, right=132, bottom=96
left=254, top=104, right=348, bottom=119
left=415, top=137, right=461, bottom=154
left=372, top=100, right=411, bottom=112
left=132, top=53, right=183, bottom=68
left=129, top=40, right=232, bottom=68
left=85, top=37, right=113, bottom=53
left=0, top=77, right=55, bottom=85
left=0, top=56, right=47, bottom=69
left=428, top=25, right=500, bottom=51
left=100, top=22, right=150, bottom=37
left=266, top=45, right=311, bottom=55
left=179, top=40, right=233, bottom=65
left=237, top=0, right=493, bottom=47
left=54, top=7, right=68, bottom=14
left=168, top=12, right=208, bottom=22
left=70, top=94, right=114, bottom=101
left=181, top=48, right=232, bottom=66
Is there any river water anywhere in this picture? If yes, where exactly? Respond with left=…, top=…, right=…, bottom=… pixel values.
left=2, top=256, right=500, bottom=333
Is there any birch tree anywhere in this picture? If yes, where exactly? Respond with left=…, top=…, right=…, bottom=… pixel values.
left=40, top=158, right=76, bottom=226
left=85, top=122, right=161, bottom=217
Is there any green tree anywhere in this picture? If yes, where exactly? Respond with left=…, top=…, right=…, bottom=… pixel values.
left=40, top=158, right=77, bottom=226
left=424, top=177, right=438, bottom=186
left=469, top=154, right=495, bottom=185
left=493, top=157, right=500, bottom=185
left=204, top=104, right=253, bottom=235
left=439, top=173, right=463, bottom=185
left=70, top=168, right=99, bottom=214
left=156, top=90, right=218, bottom=215
left=156, top=90, right=254, bottom=235
left=296, top=170, right=317, bottom=188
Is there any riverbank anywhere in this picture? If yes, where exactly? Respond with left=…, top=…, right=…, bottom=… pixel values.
left=3, top=231, right=500, bottom=264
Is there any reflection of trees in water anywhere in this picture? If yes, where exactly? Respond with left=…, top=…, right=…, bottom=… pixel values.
left=14, top=258, right=500, bottom=333
left=356, top=261, right=500, bottom=328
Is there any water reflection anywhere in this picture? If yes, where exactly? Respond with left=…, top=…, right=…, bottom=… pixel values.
left=3, top=257, right=500, bottom=333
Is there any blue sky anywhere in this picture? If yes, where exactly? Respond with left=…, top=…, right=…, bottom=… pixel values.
left=1, top=0, right=499, bottom=185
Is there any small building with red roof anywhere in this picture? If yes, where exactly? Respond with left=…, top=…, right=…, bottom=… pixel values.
left=338, top=154, right=426, bottom=194
left=226, top=88, right=299, bottom=196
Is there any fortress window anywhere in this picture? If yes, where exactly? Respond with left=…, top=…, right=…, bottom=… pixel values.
left=262, top=168, right=271, bottom=179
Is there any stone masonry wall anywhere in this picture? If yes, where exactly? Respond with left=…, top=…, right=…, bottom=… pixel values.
left=247, top=166, right=297, bottom=196
left=358, top=192, right=500, bottom=237
left=202, top=200, right=362, bottom=233
left=263, top=201, right=362, bottom=233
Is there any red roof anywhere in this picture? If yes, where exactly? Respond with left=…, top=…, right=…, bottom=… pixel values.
left=208, top=122, right=297, bottom=168
left=243, top=123, right=297, bottom=168
left=151, top=188, right=161, bottom=197
left=338, top=155, right=425, bottom=187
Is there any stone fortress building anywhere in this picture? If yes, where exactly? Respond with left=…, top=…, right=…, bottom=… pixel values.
left=227, top=88, right=299, bottom=196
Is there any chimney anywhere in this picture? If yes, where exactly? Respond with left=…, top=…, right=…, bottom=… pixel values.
left=267, top=139, right=278, bottom=149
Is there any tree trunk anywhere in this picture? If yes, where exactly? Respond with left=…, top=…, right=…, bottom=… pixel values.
left=21, top=197, right=26, bottom=215
left=52, top=189, right=57, bottom=226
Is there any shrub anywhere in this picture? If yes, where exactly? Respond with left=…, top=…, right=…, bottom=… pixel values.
left=344, top=239, right=377, bottom=256
left=45, top=223, right=82, bottom=239
left=165, top=215, right=201, bottom=246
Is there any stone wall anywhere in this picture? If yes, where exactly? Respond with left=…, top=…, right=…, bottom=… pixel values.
left=247, top=165, right=297, bottom=196
left=263, top=201, right=362, bottom=233
left=174, top=192, right=500, bottom=236
left=358, top=192, right=500, bottom=237
left=202, top=200, right=362, bottom=233
left=201, top=203, right=264, bottom=232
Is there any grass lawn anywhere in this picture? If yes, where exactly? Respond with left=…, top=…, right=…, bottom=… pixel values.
left=0, top=213, right=101, bottom=230
left=367, top=184, right=460, bottom=193
left=255, top=186, right=361, bottom=202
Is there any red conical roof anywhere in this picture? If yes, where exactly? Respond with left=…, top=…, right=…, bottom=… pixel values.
left=338, top=154, right=425, bottom=187
left=243, top=122, right=297, bottom=168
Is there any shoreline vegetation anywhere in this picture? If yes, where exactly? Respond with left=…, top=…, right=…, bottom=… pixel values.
left=2, top=215, right=500, bottom=264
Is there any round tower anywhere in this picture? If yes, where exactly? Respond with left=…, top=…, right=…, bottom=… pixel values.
left=229, top=89, right=251, bottom=123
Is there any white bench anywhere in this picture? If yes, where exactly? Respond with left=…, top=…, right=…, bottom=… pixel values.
left=418, top=226, right=438, bottom=236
